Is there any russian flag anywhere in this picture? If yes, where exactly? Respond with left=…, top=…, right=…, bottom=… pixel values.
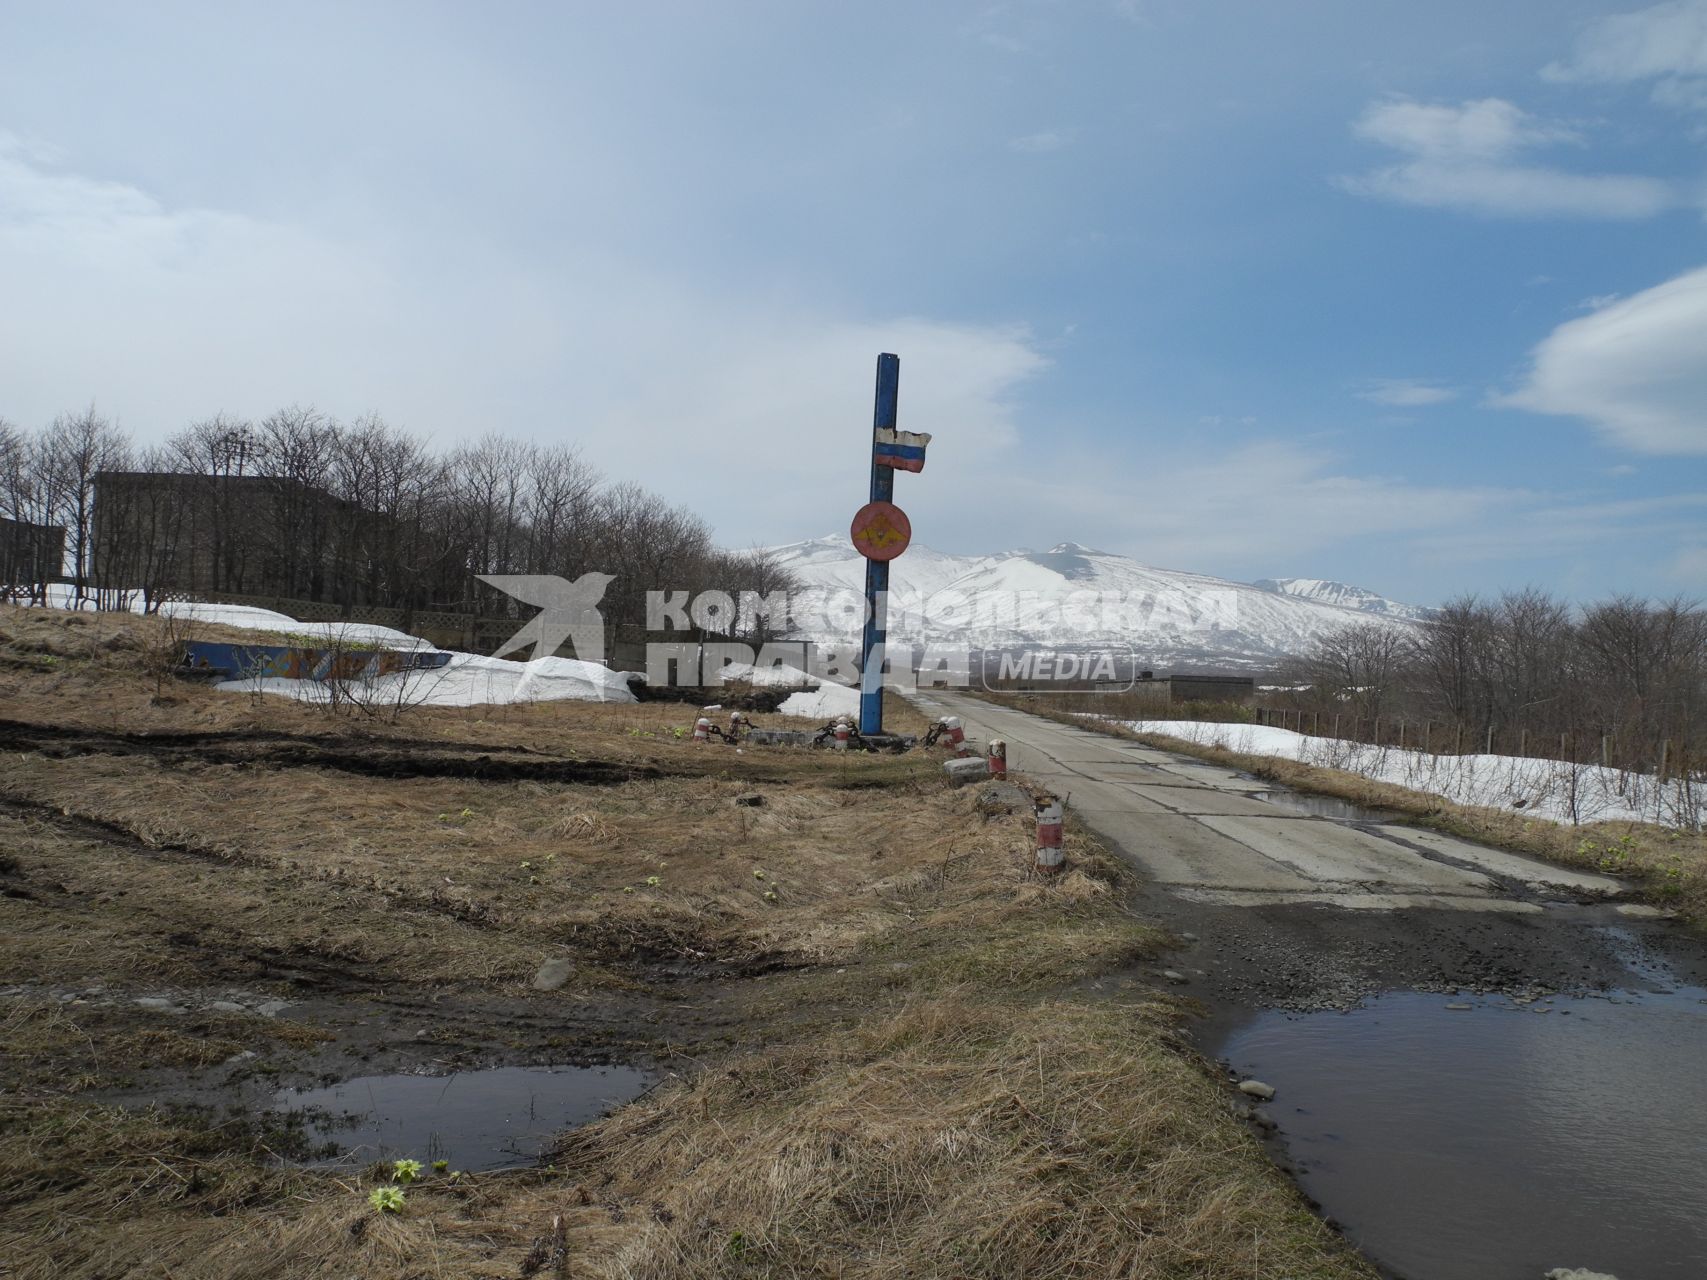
left=874, top=427, right=931, bottom=473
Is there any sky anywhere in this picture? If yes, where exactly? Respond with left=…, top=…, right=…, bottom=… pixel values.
left=2, top=0, right=1705, bottom=607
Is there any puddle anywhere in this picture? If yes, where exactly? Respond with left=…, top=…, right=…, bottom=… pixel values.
left=1248, top=790, right=1396, bottom=822
left=1220, top=979, right=1707, bottom=1279
left=276, top=1063, right=651, bottom=1171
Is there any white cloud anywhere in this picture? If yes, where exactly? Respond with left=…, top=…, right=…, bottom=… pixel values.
left=1543, top=0, right=1707, bottom=88
left=980, top=439, right=1524, bottom=567
left=1357, top=378, right=1458, bottom=407
left=0, top=133, right=1049, bottom=547
left=1009, top=130, right=1071, bottom=154
left=1336, top=97, right=1675, bottom=219
left=1497, top=264, right=1707, bottom=454
left=1353, top=97, right=1577, bottom=159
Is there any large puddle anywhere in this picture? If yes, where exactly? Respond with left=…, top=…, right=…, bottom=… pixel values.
left=276, top=1063, right=651, bottom=1171
left=1221, top=970, right=1707, bottom=1278
left=1249, top=789, right=1398, bottom=823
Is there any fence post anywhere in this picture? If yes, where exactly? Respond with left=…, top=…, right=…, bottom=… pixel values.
left=1519, top=728, right=1528, bottom=758
left=1659, top=739, right=1669, bottom=783
left=1398, top=720, right=1406, bottom=750
left=1333, top=713, right=1340, bottom=739
left=1486, top=725, right=1494, bottom=754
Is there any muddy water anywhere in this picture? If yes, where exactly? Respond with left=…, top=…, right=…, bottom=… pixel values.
left=277, top=1063, right=651, bottom=1171
left=1221, top=972, right=1707, bottom=1278
left=1249, top=790, right=1399, bottom=823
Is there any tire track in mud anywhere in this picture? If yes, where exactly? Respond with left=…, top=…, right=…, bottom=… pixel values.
left=0, top=794, right=506, bottom=940
left=0, top=795, right=795, bottom=987
left=0, top=717, right=901, bottom=788
left=0, top=717, right=665, bottom=785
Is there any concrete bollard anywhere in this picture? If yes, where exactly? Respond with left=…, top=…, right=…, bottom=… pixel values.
left=833, top=717, right=851, bottom=751
left=693, top=716, right=712, bottom=744
left=727, top=710, right=746, bottom=742
left=987, top=739, right=1007, bottom=777
left=1034, top=795, right=1064, bottom=875
left=941, top=716, right=965, bottom=752
left=943, top=756, right=990, bottom=787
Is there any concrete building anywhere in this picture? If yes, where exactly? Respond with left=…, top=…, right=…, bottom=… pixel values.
left=0, top=515, right=65, bottom=590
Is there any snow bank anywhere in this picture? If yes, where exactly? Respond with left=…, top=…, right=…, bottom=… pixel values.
left=28, top=585, right=431, bottom=649
left=711, top=660, right=817, bottom=688
left=778, top=682, right=861, bottom=721
left=709, top=659, right=860, bottom=720
left=1119, top=719, right=1701, bottom=832
left=219, top=651, right=635, bottom=706
left=23, top=586, right=637, bottom=706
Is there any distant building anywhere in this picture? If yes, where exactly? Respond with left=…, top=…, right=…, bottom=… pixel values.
left=91, top=471, right=408, bottom=605
left=1164, top=673, right=1255, bottom=705
left=1119, top=673, right=1256, bottom=705
left=0, top=515, right=65, bottom=589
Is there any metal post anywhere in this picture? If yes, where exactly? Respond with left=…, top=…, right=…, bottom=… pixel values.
left=859, top=354, right=900, bottom=736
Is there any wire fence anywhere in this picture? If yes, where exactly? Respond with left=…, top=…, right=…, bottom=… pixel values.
left=1246, top=706, right=1701, bottom=831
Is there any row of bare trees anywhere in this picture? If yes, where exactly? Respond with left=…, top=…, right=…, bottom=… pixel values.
left=0, top=405, right=794, bottom=634
left=1280, top=590, right=1707, bottom=771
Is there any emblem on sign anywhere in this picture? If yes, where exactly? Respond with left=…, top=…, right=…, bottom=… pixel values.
left=850, top=500, right=912, bottom=562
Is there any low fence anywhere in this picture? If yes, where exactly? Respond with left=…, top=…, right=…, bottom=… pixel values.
left=1241, top=706, right=1700, bottom=831
left=1252, top=707, right=1695, bottom=783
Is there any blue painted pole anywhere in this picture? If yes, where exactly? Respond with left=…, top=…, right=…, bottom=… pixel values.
left=859, top=353, right=900, bottom=735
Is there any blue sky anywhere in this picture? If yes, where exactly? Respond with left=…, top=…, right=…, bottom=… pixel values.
left=2, top=0, right=1705, bottom=606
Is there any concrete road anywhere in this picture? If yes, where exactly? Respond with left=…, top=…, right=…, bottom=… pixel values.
left=919, top=691, right=1622, bottom=913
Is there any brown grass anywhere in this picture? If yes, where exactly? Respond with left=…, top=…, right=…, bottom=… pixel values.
left=0, top=606, right=1377, bottom=1278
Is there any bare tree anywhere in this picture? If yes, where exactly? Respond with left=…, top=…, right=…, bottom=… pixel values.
left=40, top=406, right=132, bottom=605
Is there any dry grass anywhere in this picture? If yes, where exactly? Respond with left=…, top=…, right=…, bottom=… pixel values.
left=534, top=995, right=1369, bottom=1279
left=0, top=607, right=1377, bottom=1279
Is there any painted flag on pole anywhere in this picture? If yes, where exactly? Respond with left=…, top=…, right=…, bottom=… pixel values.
left=874, top=427, right=931, bottom=473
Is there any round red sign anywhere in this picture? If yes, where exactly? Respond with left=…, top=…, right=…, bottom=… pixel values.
left=850, top=500, right=912, bottom=561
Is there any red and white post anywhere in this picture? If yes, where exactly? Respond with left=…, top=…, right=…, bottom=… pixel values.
left=987, top=738, right=1007, bottom=777
left=1034, top=795, right=1064, bottom=875
left=833, top=717, right=852, bottom=751
left=693, top=716, right=712, bottom=744
left=938, top=715, right=968, bottom=756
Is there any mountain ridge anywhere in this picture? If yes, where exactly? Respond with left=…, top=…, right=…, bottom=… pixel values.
left=759, top=534, right=1427, bottom=671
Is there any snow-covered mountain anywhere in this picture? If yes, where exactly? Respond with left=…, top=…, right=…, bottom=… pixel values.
left=762, top=536, right=1427, bottom=671
left=1250, top=577, right=1433, bottom=622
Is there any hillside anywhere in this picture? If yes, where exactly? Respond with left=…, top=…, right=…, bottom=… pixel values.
left=1251, top=577, right=1434, bottom=622
left=766, top=536, right=1425, bottom=671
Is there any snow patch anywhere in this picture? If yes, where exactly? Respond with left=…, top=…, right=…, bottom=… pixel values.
left=1119, top=720, right=1700, bottom=831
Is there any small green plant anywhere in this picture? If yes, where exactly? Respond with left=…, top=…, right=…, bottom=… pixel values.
left=369, top=1185, right=406, bottom=1213
left=763, top=890, right=777, bottom=901
left=645, top=875, right=662, bottom=886
left=752, top=870, right=766, bottom=881
left=392, top=1158, right=423, bottom=1184
left=431, top=1159, right=449, bottom=1172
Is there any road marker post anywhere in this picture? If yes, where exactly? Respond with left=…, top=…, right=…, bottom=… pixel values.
left=1034, top=794, right=1065, bottom=875
left=852, top=354, right=931, bottom=737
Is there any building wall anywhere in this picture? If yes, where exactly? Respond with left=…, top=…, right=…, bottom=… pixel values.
left=0, top=516, right=66, bottom=587
left=1168, top=675, right=1255, bottom=705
